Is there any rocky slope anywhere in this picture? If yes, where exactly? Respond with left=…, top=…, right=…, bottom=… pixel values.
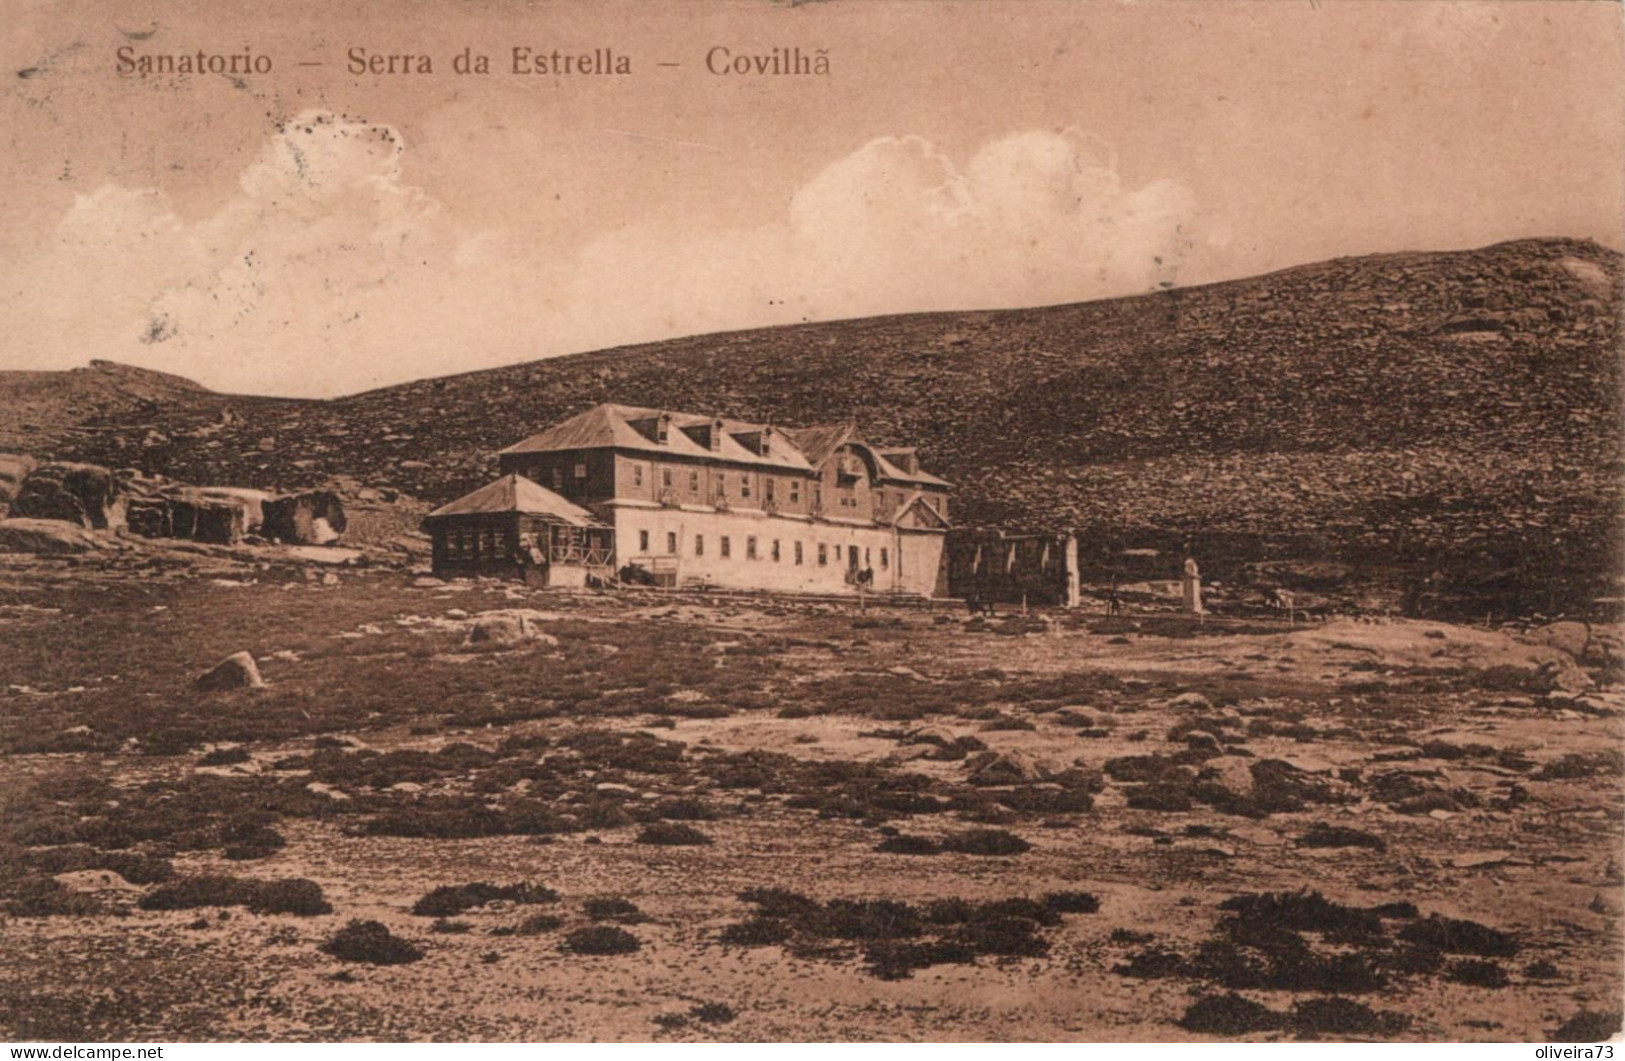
left=4, top=237, right=1620, bottom=613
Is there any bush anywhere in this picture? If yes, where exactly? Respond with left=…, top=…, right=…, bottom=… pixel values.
left=321, top=919, right=424, bottom=965
left=875, top=834, right=941, bottom=855
left=139, top=875, right=331, bottom=916
left=410, top=881, right=559, bottom=918
left=689, top=1002, right=737, bottom=1025
left=1397, top=915, right=1518, bottom=957
left=1042, top=890, right=1101, bottom=914
left=514, top=913, right=563, bottom=935
left=1446, top=959, right=1510, bottom=988
left=940, top=828, right=1031, bottom=856
left=1179, top=993, right=1283, bottom=1035
left=1553, top=1010, right=1623, bottom=1042
left=1296, top=823, right=1387, bottom=853
left=635, top=822, right=713, bottom=846
left=1291, top=996, right=1406, bottom=1038
left=1, top=877, right=104, bottom=918
left=583, top=897, right=647, bottom=923
left=562, top=925, right=641, bottom=955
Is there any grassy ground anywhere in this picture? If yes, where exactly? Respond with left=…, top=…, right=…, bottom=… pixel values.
left=1, top=560, right=1620, bottom=1041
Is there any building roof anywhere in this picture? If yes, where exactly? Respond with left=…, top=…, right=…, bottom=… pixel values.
left=499, top=403, right=814, bottom=472
left=500, top=403, right=949, bottom=486
left=425, top=473, right=603, bottom=526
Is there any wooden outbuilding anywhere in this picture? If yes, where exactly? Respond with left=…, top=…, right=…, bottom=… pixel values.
left=423, top=473, right=614, bottom=585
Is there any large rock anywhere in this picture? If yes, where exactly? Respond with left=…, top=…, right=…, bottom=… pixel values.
left=0, top=453, right=36, bottom=517
left=965, top=749, right=1049, bottom=785
left=1532, top=655, right=1593, bottom=695
left=464, top=609, right=561, bottom=648
left=0, top=517, right=111, bottom=554
left=1535, top=621, right=1591, bottom=660
left=195, top=651, right=265, bottom=691
left=11, top=462, right=125, bottom=530
left=1200, top=756, right=1257, bottom=798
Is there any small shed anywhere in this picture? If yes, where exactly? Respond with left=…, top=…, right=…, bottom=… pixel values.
left=423, top=473, right=613, bottom=585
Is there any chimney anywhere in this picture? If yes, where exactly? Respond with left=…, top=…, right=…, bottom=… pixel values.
left=760, top=426, right=773, bottom=456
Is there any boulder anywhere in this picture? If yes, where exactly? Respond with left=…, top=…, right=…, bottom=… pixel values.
left=966, top=749, right=1049, bottom=785
left=12, top=462, right=125, bottom=530
left=1532, top=655, right=1593, bottom=695
left=0, top=518, right=111, bottom=554
left=907, top=724, right=960, bottom=748
left=1201, top=756, right=1257, bottom=798
left=464, top=610, right=561, bottom=647
left=1536, top=621, right=1591, bottom=660
left=1168, top=692, right=1212, bottom=710
left=195, top=651, right=265, bottom=691
left=0, top=453, right=36, bottom=517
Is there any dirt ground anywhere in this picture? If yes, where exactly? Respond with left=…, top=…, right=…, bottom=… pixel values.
left=1, top=558, right=1621, bottom=1042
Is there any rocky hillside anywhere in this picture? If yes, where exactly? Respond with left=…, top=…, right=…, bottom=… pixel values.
left=6, top=238, right=1621, bottom=613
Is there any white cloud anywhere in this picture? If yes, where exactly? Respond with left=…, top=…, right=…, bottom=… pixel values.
left=3, top=114, right=1197, bottom=396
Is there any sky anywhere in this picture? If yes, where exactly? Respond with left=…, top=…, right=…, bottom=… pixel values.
left=2, top=0, right=1622, bottom=397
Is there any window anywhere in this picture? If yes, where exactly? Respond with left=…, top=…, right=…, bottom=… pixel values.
left=864, top=547, right=871, bottom=566
left=771, top=539, right=781, bottom=562
left=720, top=536, right=731, bottom=558
left=633, top=464, right=644, bottom=487
left=690, top=469, right=700, bottom=492
left=818, top=544, right=827, bottom=566
left=666, top=531, right=677, bottom=554
left=794, top=541, right=804, bottom=565
left=741, top=476, right=752, bottom=499
left=551, top=467, right=564, bottom=490
left=746, top=536, right=758, bottom=560
left=662, top=467, right=673, bottom=488
left=695, top=534, right=705, bottom=556
left=790, top=480, right=801, bottom=504
left=639, top=529, right=650, bottom=553
left=765, top=478, right=776, bottom=503
left=813, top=484, right=823, bottom=509
left=574, top=463, right=587, bottom=480
left=880, top=547, right=889, bottom=569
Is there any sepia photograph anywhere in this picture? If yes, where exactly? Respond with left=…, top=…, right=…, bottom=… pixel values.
left=1, top=0, right=1622, bottom=1045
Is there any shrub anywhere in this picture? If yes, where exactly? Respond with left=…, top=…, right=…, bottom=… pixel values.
left=940, top=828, right=1031, bottom=856
left=1043, top=890, right=1101, bottom=914
left=635, top=822, right=713, bottom=846
left=562, top=925, right=641, bottom=955
left=1179, top=993, right=1283, bottom=1035
left=410, top=881, right=559, bottom=917
left=514, top=913, right=563, bottom=935
left=1291, top=996, right=1407, bottom=1037
left=689, top=1002, right=737, bottom=1025
left=1397, top=915, right=1518, bottom=957
left=875, top=834, right=941, bottom=855
left=1553, top=1010, right=1623, bottom=1042
left=1, top=877, right=104, bottom=917
left=583, top=897, right=647, bottom=923
left=139, top=875, right=331, bottom=916
left=321, top=919, right=424, bottom=965
left=1296, top=823, right=1387, bottom=853
left=1446, top=959, right=1510, bottom=988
